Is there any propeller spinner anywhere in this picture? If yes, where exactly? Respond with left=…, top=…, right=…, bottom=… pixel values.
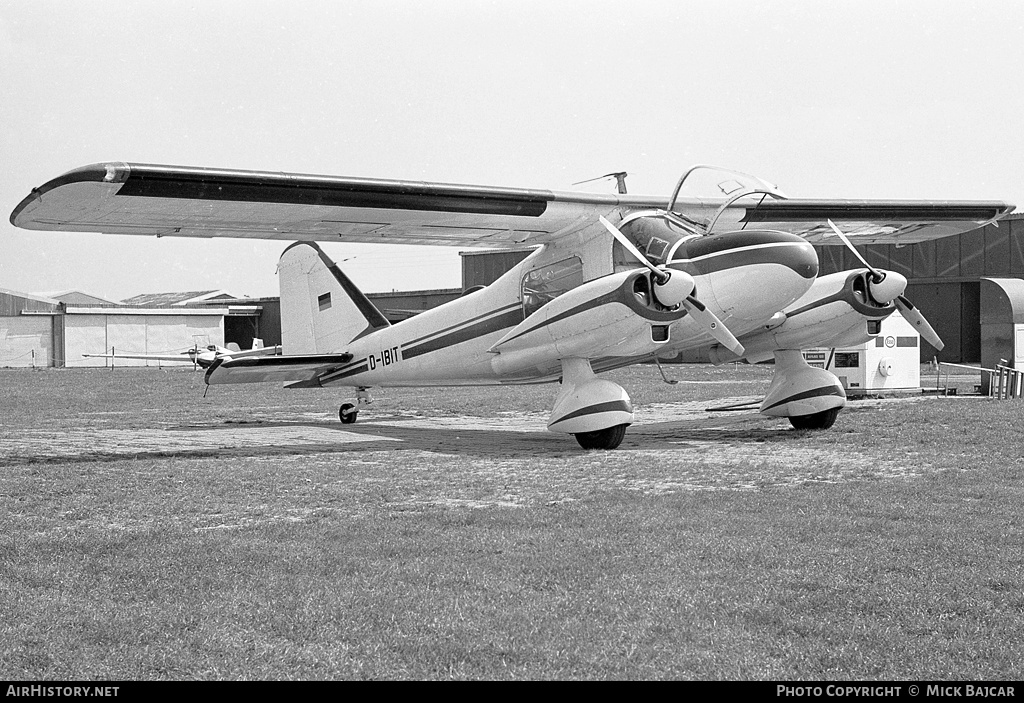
left=827, top=220, right=944, bottom=350
left=599, top=216, right=745, bottom=356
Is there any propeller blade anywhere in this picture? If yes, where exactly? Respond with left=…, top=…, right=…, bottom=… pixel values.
left=683, top=295, right=745, bottom=356
left=827, top=219, right=883, bottom=281
left=895, top=296, right=944, bottom=351
left=599, top=215, right=666, bottom=281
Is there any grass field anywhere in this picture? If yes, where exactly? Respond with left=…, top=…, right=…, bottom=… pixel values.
left=1, top=364, right=1022, bottom=680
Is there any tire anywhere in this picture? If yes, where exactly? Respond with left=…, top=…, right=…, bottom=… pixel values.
left=574, top=424, right=628, bottom=450
left=789, top=407, right=840, bottom=430
left=339, top=403, right=358, bottom=424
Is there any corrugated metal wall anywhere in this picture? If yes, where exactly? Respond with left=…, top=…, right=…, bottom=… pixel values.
left=814, top=216, right=1024, bottom=362
left=461, top=250, right=533, bottom=289
left=0, top=291, right=61, bottom=367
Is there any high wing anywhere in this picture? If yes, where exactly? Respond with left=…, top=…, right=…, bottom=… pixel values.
left=10, top=162, right=1014, bottom=248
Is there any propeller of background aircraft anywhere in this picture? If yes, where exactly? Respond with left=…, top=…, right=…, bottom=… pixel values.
left=599, top=216, right=744, bottom=355
left=827, top=220, right=944, bottom=350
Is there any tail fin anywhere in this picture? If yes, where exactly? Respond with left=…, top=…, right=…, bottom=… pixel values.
left=278, top=242, right=390, bottom=354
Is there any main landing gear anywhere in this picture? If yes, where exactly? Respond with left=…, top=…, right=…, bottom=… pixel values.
left=788, top=406, right=841, bottom=430
left=574, top=424, right=629, bottom=450
left=547, top=358, right=634, bottom=450
left=339, top=387, right=372, bottom=425
left=760, top=350, right=846, bottom=430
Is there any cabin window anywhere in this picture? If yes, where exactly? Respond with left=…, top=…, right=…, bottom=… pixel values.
left=521, top=257, right=583, bottom=318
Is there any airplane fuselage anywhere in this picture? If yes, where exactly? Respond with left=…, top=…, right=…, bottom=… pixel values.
left=314, top=228, right=819, bottom=388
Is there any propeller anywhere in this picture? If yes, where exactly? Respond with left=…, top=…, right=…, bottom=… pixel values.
left=599, top=215, right=745, bottom=355
left=826, top=219, right=944, bottom=350
left=185, top=343, right=200, bottom=371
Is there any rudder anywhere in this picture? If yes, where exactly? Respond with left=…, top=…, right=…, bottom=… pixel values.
left=278, top=242, right=390, bottom=354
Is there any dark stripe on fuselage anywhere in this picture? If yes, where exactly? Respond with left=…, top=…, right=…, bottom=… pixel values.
left=404, top=302, right=522, bottom=349
left=499, top=274, right=685, bottom=346
left=115, top=166, right=552, bottom=217
left=761, top=385, right=845, bottom=413
left=671, top=231, right=818, bottom=279
left=403, top=307, right=524, bottom=359
left=320, top=304, right=526, bottom=382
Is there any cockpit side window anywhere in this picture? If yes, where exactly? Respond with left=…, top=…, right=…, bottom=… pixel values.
left=521, top=257, right=584, bottom=318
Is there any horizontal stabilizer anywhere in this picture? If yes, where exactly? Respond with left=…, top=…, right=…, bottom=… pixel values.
left=82, top=352, right=195, bottom=363
left=204, top=353, right=354, bottom=386
left=225, top=345, right=282, bottom=359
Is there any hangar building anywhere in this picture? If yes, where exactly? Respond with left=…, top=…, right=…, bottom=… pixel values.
left=815, top=213, right=1024, bottom=363
left=0, top=289, right=259, bottom=368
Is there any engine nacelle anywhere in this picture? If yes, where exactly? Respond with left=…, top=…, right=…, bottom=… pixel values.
left=708, top=270, right=896, bottom=364
left=491, top=269, right=687, bottom=376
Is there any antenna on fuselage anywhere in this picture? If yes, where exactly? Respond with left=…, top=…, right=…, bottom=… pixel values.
left=572, top=171, right=629, bottom=194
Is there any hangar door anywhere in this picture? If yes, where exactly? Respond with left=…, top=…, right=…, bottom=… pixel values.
left=0, top=315, right=53, bottom=367
left=66, top=312, right=224, bottom=367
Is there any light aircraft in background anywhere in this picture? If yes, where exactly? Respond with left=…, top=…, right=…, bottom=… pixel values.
left=11, top=162, right=1013, bottom=448
left=83, top=339, right=282, bottom=369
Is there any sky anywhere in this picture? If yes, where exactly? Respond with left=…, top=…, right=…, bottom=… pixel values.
left=2, top=0, right=1023, bottom=302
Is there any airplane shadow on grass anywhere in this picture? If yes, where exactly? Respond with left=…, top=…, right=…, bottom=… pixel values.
left=3, top=409, right=842, bottom=466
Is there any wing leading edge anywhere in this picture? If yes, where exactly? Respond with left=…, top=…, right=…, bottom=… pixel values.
left=10, top=161, right=1014, bottom=247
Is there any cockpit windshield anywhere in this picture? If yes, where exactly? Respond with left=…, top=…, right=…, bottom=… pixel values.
left=668, top=165, right=786, bottom=211
left=667, top=165, right=788, bottom=234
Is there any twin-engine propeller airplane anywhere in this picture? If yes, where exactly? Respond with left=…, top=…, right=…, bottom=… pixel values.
left=82, top=338, right=282, bottom=369
left=10, top=163, right=1014, bottom=449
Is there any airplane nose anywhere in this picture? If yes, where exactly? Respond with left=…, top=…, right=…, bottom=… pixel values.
left=674, top=230, right=818, bottom=322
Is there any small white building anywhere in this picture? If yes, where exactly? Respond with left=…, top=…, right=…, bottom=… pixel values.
left=0, top=287, right=242, bottom=368
left=803, top=311, right=922, bottom=395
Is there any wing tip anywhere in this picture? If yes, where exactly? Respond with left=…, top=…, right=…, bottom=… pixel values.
left=10, top=161, right=131, bottom=229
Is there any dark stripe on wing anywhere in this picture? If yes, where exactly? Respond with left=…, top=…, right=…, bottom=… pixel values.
left=741, top=202, right=1007, bottom=223
left=115, top=164, right=553, bottom=217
